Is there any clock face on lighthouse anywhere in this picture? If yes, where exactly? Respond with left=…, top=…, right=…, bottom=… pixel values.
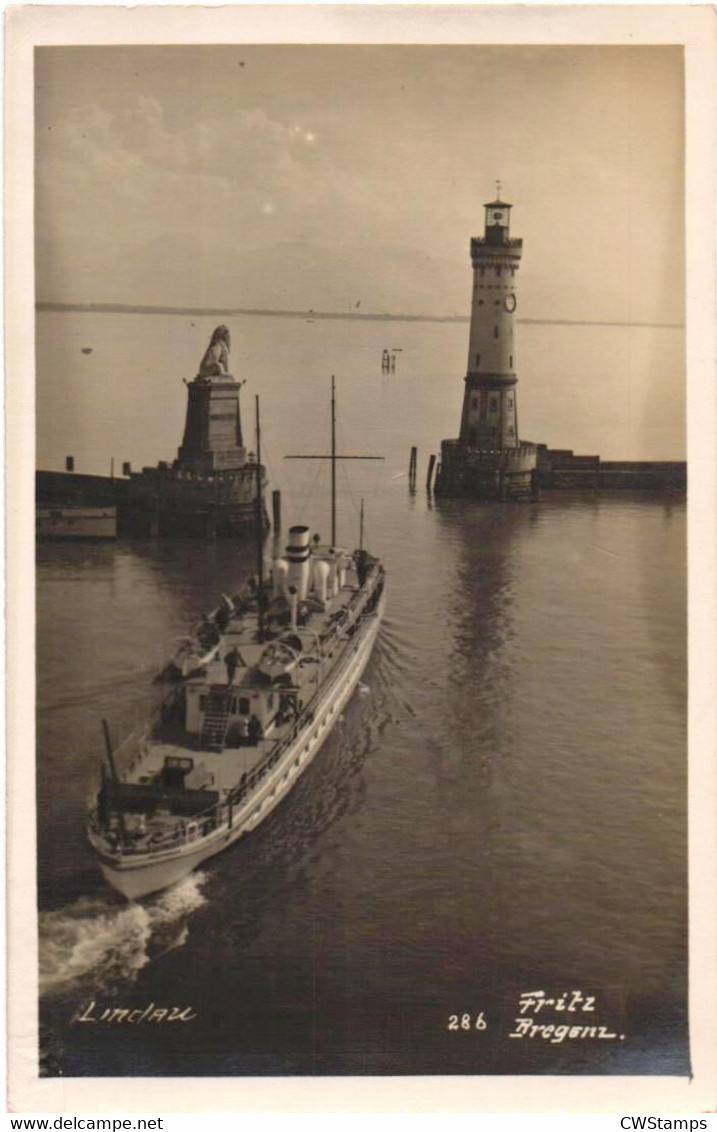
left=504, top=294, right=517, bottom=312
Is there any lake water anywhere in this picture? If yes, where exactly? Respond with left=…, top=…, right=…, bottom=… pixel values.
left=36, top=312, right=687, bottom=1076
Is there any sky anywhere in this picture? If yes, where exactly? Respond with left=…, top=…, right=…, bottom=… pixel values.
left=35, top=45, right=685, bottom=326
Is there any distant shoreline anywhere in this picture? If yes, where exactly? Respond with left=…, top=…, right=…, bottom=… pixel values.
left=35, top=301, right=684, bottom=331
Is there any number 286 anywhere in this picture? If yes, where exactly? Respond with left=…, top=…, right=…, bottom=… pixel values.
left=448, top=1013, right=487, bottom=1031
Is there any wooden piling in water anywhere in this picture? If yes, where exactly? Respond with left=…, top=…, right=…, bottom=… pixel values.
left=409, top=446, right=417, bottom=488
left=426, top=454, right=436, bottom=491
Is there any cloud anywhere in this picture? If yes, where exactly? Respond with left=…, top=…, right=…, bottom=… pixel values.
left=37, top=89, right=427, bottom=293
left=39, top=96, right=354, bottom=244
left=34, top=48, right=684, bottom=323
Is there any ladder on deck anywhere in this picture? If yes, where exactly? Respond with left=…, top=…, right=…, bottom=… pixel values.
left=200, top=687, right=231, bottom=751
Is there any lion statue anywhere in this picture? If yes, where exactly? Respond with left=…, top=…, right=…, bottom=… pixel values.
left=198, top=325, right=231, bottom=379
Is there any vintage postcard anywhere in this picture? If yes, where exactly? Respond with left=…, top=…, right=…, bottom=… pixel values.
left=6, top=3, right=717, bottom=1114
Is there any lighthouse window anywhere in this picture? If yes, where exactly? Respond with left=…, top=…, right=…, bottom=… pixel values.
left=510, top=356, right=513, bottom=369
left=239, top=697, right=250, bottom=716
left=508, top=397, right=513, bottom=408
left=475, top=354, right=481, bottom=367
left=471, top=397, right=478, bottom=410
left=494, top=326, right=499, bottom=339
left=490, top=398, right=498, bottom=412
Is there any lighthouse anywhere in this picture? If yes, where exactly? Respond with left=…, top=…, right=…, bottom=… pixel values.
left=435, top=191, right=537, bottom=500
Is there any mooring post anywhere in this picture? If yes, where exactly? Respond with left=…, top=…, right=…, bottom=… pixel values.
left=272, top=489, right=281, bottom=532
left=426, top=454, right=436, bottom=492
left=409, top=446, right=417, bottom=489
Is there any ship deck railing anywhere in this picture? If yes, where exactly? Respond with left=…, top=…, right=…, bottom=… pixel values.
left=88, top=560, right=384, bottom=858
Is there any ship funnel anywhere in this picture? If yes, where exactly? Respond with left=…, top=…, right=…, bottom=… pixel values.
left=286, top=525, right=311, bottom=600
left=288, top=585, right=299, bottom=630
left=273, top=557, right=289, bottom=596
left=337, top=554, right=347, bottom=591
left=327, top=548, right=338, bottom=599
left=313, top=559, right=330, bottom=604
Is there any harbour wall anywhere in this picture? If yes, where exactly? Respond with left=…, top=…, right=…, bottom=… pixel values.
left=37, top=470, right=127, bottom=507
left=38, top=446, right=687, bottom=532
left=535, top=447, right=686, bottom=492
left=37, top=468, right=265, bottom=538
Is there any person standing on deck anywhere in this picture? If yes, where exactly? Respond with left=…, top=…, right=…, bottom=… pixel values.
left=248, top=714, right=263, bottom=746
left=225, top=647, right=240, bottom=685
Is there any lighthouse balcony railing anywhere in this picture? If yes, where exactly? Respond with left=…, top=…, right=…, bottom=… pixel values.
left=440, top=439, right=537, bottom=466
left=471, top=236, right=523, bottom=251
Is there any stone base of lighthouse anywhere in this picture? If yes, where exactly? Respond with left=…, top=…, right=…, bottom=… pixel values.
left=434, top=438, right=539, bottom=501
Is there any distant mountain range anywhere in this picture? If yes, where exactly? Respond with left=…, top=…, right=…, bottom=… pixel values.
left=37, top=235, right=469, bottom=317
left=35, top=234, right=684, bottom=328
left=35, top=301, right=682, bottom=331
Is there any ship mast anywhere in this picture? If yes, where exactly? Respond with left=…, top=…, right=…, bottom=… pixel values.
left=255, top=395, right=265, bottom=643
left=285, top=377, right=383, bottom=547
left=331, top=375, right=337, bottom=546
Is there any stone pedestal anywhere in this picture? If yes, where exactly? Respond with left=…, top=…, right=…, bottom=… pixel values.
left=177, top=375, right=246, bottom=476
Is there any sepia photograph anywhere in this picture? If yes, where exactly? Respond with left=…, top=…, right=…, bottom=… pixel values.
left=6, top=3, right=717, bottom=1113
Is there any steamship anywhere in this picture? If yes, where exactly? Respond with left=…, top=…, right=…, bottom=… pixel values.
left=87, top=382, right=385, bottom=900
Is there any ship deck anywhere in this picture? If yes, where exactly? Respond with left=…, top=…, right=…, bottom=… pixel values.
left=140, top=726, right=288, bottom=795
left=122, top=556, right=369, bottom=796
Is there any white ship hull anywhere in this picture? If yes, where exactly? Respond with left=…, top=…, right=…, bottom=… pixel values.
left=91, top=594, right=383, bottom=900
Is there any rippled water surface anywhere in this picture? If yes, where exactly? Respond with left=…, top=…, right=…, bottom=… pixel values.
left=36, top=313, right=687, bottom=1076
